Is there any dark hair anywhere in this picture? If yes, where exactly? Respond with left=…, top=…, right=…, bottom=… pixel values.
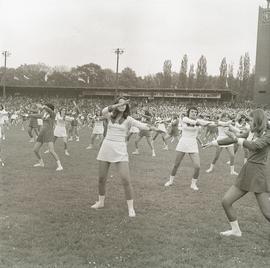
left=45, top=103, right=55, bottom=111
left=0, top=104, right=3, bottom=110
left=111, top=96, right=130, bottom=124
left=187, top=107, right=198, bottom=117
left=220, top=112, right=230, bottom=119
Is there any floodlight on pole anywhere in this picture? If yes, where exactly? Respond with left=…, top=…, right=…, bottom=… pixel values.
left=114, top=48, right=124, bottom=96
left=1, top=50, right=11, bottom=98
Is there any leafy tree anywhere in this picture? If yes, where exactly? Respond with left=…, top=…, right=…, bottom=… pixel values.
left=218, top=57, right=227, bottom=89
left=195, top=55, right=207, bottom=88
left=162, top=60, right=172, bottom=88
left=119, top=67, right=137, bottom=88
left=188, top=64, right=195, bottom=89
left=178, top=54, right=188, bottom=88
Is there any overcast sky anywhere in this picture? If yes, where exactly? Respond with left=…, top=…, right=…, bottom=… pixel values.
left=0, top=0, right=267, bottom=76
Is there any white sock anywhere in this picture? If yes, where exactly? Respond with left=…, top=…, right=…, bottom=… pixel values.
left=244, top=158, right=247, bottom=164
left=98, top=195, right=105, bottom=206
left=57, top=160, right=62, bottom=167
left=169, top=175, right=175, bottom=183
left=230, top=165, right=235, bottom=173
left=191, top=178, right=197, bottom=185
left=230, top=220, right=241, bottom=233
left=127, top=199, right=134, bottom=211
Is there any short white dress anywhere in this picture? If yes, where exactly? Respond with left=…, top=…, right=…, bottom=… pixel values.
left=217, top=121, right=233, bottom=148
left=176, top=117, right=210, bottom=153
left=157, top=122, right=167, bottom=133
left=97, top=107, right=149, bottom=162
left=92, top=119, right=104, bottom=135
left=54, top=113, right=67, bottom=138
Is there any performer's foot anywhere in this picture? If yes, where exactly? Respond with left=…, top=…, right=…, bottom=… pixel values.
left=128, top=209, right=136, bottom=217
left=164, top=180, right=173, bottom=187
left=33, top=161, right=44, bottom=167
left=220, top=230, right=242, bottom=237
left=91, top=201, right=104, bottom=209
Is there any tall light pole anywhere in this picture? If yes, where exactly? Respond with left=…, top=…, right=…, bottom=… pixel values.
left=114, top=48, right=124, bottom=96
left=1, top=50, right=11, bottom=98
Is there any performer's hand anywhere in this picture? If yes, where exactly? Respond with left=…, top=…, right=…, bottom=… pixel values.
left=224, top=130, right=237, bottom=140
left=202, top=142, right=213, bottom=149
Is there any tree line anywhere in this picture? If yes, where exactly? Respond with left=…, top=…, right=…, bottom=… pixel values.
left=0, top=53, right=254, bottom=100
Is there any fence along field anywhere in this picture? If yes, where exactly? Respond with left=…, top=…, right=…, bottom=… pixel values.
left=0, top=127, right=270, bottom=267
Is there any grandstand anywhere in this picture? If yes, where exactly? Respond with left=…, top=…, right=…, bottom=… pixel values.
left=0, top=85, right=236, bottom=102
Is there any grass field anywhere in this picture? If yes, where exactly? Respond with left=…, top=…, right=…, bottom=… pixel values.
left=0, top=126, right=270, bottom=268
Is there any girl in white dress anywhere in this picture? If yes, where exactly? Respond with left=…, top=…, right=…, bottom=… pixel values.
left=54, top=108, right=72, bottom=156
left=205, top=112, right=238, bottom=175
left=164, top=107, right=214, bottom=190
left=86, top=111, right=105, bottom=149
left=91, top=97, right=160, bottom=217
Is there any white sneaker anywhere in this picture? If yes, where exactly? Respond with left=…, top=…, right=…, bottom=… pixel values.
left=226, top=161, right=230, bottom=165
left=152, top=151, right=156, bottom=157
left=164, top=180, right=173, bottom=187
left=65, top=150, right=70, bottom=156
left=68, top=138, right=73, bottom=141
left=206, top=168, right=213, bottom=173
left=190, top=183, right=199, bottom=191
left=86, top=145, right=93, bottom=150
left=0, top=161, right=4, bottom=167
left=163, top=146, right=168, bottom=150
left=231, top=171, right=238, bottom=176
left=132, top=150, right=139, bottom=155
left=91, top=202, right=104, bottom=209
left=76, top=137, right=80, bottom=142
left=128, top=209, right=136, bottom=217
left=56, top=165, right=63, bottom=171
left=44, top=150, right=49, bottom=154
left=33, top=161, right=44, bottom=167
left=220, top=230, right=242, bottom=237
left=29, top=138, right=34, bottom=143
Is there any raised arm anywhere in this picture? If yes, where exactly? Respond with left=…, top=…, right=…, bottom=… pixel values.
left=240, top=132, right=270, bottom=151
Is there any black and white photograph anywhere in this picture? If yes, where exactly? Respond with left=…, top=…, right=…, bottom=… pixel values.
left=1, top=0, right=270, bottom=267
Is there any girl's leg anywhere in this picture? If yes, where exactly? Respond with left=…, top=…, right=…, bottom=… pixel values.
left=221, top=185, right=247, bottom=236
left=34, top=127, right=39, bottom=137
left=165, top=151, right=185, bottom=186
left=0, top=142, right=3, bottom=166
left=189, top=153, right=200, bottom=191
left=152, top=132, right=159, bottom=141
left=91, top=161, right=110, bottom=209
left=116, top=161, right=135, bottom=217
left=146, top=136, right=155, bottom=156
left=226, top=146, right=238, bottom=175
left=63, top=137, right=69, bottom=155
left=28, top=127, right=34, bottom=141
left=132, top=136, right=143, bottom=154
left=206, top=147, right=222, bottom=173
left=255, top=192, right=270, bottom=222
left=48, top=142, right=63, bottom=170
left=33, top=142, right=44, bottom=166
